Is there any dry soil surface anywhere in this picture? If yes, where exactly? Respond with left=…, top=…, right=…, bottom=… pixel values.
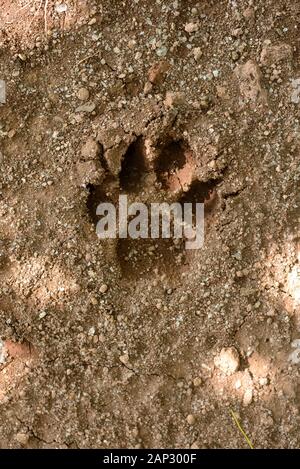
left=0, top=0, right=300, bottom=449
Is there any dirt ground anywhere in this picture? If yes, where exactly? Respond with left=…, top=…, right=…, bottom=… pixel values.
left=0, top=0, right=300, bottom=449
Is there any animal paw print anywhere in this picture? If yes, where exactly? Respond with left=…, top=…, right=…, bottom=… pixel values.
left=86, top=131, right=220, bottom=280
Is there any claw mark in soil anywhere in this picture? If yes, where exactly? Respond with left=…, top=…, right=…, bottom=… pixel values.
left=119, top=137, right=148, bottom=193
left=155, top=139, right=196, bottom=192
left=179, top=179, right=220, bottom=217
left=86, top=176, right=117, bottom=225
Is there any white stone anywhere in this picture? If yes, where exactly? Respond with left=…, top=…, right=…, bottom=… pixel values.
left=214, top=347, right=240, bottom=375
left=0, top=339, right=7, bottom=364
left=100, top=284, right=108, bottom=294
left=243, top=388, right=253, bottom=406
left=55, top=3, right=68, bottom=13
left=288, top=348, right=300, bottom=364
left=0, top=80, right=6, bottom=104
left=185, top=22, right=199, bottom=33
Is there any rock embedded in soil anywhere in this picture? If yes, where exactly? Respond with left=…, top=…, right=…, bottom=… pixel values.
left=14, top=432, right=29, bottom=446
left=184, top=22, right=199, bottom=33
left=0, top=338, right=7, bottom=364
left=75, top=102, right=96, bottom=113
left=148, top=60, right=170, bottom=84
left=214, top=347, right=240, bottom=375
left=100, top=284, right=108, bottom=294
left=81, top=138, right=100, bottom=160
left=243, top=7, right=255, bottom=21
left=77, top=87, right=90, bottom=101
left=164, top=91, right=185, bottom=108
left=0, top=79, right=6, bottom=104
left=235, top=60, right=268, bottom=106
left=193, top=47, right=202, bottom=61
left=193, top=377, right=202, bottom=387
left=260, top=42, right=293, bottom=66
left=143, top=81, right=153, bottom=94
left=243, top=388, right=253, bottom=406
left=291, top=79, right=300, bottom=104
left=186, top=414, right=196, bottom=425
left=119, top=353, right=129, bottom=365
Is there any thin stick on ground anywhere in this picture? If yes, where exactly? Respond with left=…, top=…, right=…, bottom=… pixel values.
left=230, top=410, right=254, bottom=449
left=77, top=54, right=100, bottom=66
left=17, top=1, right=34, bottom=12
left=44, top=0, right=49, bottom=36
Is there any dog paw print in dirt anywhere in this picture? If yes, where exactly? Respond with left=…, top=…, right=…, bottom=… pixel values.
left=78, top=103, right=224, bottom=281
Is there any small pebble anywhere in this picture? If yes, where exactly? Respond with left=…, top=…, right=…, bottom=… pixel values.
left=156, top=46, right=168, bottom=57
left=185, top=23, right=199, bottom=34
left=100, top=284, right=108, bottom=294
left=214, top=347, right=240, bottom=375
left=77, top=87, right=90, bottom=101
left=119, top=353, right=129, bottom=365
left=0, top=79, right=6, bottom=104
left=164, top=91, right=185, bottom=108
left=193, top=377, right=202, bottom=387
left=193, top=47, right=202, bottom=61
left=75, top=102, right=96, bottom=113
left=243, top=388, right=253, bottom=406
left=14, top=432, right=29, bottom=445
left=186, top=414, right=196, bottom=425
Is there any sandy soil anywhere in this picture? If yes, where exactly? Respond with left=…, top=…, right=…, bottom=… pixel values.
left=0, top=0, right=300, bottom=448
